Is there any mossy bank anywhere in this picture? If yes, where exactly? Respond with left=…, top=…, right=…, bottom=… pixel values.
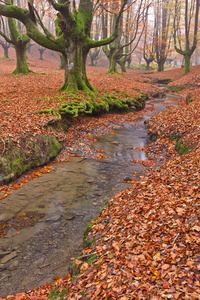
left=0, top=134, right=62, bottom=184
left=0, top=92, right=147, bottom=184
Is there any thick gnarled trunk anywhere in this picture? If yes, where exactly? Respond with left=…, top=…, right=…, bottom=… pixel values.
left=157, top=59, right=165, bottom=72
left=13, top=43, right=30, bottom=74
left=60, top=41, right=92, bottom=91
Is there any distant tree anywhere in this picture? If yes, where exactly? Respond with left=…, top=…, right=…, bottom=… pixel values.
left=38, top=45, right=46, bottom=60
left=153, top=0, right=172, bottom=72
left=143, top=14, right=154, bottom=70
left=0, top=1, right=31, bottom=74
left=102, top=0, right=150, bottom=73
left=88, top=15, right=102, bottom=66
left=0, top=39, right=10, bottom=58
left=173, top=0, right=200, bottom=74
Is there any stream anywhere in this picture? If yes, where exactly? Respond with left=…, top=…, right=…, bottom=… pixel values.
left=0, top=93, right=183, bottom=297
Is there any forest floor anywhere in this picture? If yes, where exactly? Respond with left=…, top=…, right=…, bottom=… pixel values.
left=0, top=47, right=200, bottom=299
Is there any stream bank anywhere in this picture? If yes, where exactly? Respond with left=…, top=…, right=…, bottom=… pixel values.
left=0, top=93, right=183, bottom=297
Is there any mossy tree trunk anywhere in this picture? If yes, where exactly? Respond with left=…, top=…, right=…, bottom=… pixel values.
left=60, top=41, right=92, bottom=91
left=184, top=53, right=191, bottom=74
left=13, top=42, right=30, bottom=74
left=7, top=13, right=31, bottom=74
left=105, top=42, right=119, bottom=74
left=117, top=58, right=126, bottom=72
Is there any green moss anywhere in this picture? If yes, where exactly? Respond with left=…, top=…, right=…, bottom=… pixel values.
left=0, top=135, right=62, bottom=184
left=168, top=132, right=191, bottom=155
left=8, top=90, right=16, bottom=93
left=164, top=85, right=185, bottom=92
left=99, top=202, right=109, bottom=214
left=175, top=139, right=190, bottom=156
left=35, top=91, right=146, bottom=125
left=132, top=87, right=141, bottom=92
left=48, top=287, right=69, bottom=300
left=152, top=78, right=172, bottom=84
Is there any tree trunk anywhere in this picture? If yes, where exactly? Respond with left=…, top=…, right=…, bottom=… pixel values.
left=107, top=52, right=118, bottom=73
left=144, top=57, right=153, bottom=70
left=184, top=53, right=191, bottom=74
left=146, top=60, right=150, bottom=70
left=157, top=60, right=165, bottom=72
left=90, top=55, right=95, bottom=66
left=3, top=46, right=9, bottom=59
left=127, top=56, right=132, bottom=69
left=59, top=54, right=65, bottom=70
left=118, top=60, right=126, bottom=72
left=38, top=48, right=45, bottom=60
left=13, top=43, right=31, bottom=74
left=60, top=41, right=92, bottom=92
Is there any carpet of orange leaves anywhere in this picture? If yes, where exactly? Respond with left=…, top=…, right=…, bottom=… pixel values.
left=0, top=48, right=200, bottom=299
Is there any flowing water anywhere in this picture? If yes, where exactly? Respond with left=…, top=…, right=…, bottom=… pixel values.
left=0, top=94, right=183, bottom=297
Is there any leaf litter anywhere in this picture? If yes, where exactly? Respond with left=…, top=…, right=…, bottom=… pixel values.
left=0, top=51, right=200, bottom=299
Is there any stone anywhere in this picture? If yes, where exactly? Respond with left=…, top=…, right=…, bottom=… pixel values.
left=7, top=228, right=17, bottom=238
left=0, top=251, right=12, bottom=258
left=45, top=213, right=61, bottom=222
left=65, top=215, right=75, bottom=220
left=8, top=260, right=19, bottom=271
left=1, top=251, right=18, bottom=264
left=33, top=257, right=44, bottom=266
left=0, top=263, right=7, bottom=271
left=123, top=176, right=132, bottom=182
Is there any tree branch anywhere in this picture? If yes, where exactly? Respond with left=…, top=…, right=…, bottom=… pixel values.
left=88, top=0, right=128, bottom=48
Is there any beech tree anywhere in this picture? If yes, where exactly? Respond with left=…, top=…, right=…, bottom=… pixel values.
left=0, top=0, right=127, bottom=91
left=173, top=0, right=200, bottom=74
left=153, top=0, right=172, bottom=72
left=102, top=0, right=150, bottom=73
left=143, top=13, right=154, bottom=70
left=0, top=6, right=31, bottom=73
left=88, top=20, right=102, bottom=66
left=0, top=38, right=10, bottom=58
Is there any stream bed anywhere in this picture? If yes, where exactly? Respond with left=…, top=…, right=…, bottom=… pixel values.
left=0, top=94, right=183, bottom=297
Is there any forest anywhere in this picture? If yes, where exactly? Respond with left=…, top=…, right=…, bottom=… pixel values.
left=0, top=0, right=200, bottom=299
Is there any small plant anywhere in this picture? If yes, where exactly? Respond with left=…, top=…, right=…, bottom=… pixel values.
left=153, top=78, right=172, bottom=84
left=8, top=90, right=16, bottom=93
left=175, top=139, right=190, bottom=155
left=164, top=85, right=184, bottom=92
left=48, top=287, right=69, bottom=300
left=83, top=220, right=96, bottom=248
left=34, top=98, right=44, bottom=102
left=2, top=99, right=11, bottom=102
left=130, top=63, right=150, bottom=70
